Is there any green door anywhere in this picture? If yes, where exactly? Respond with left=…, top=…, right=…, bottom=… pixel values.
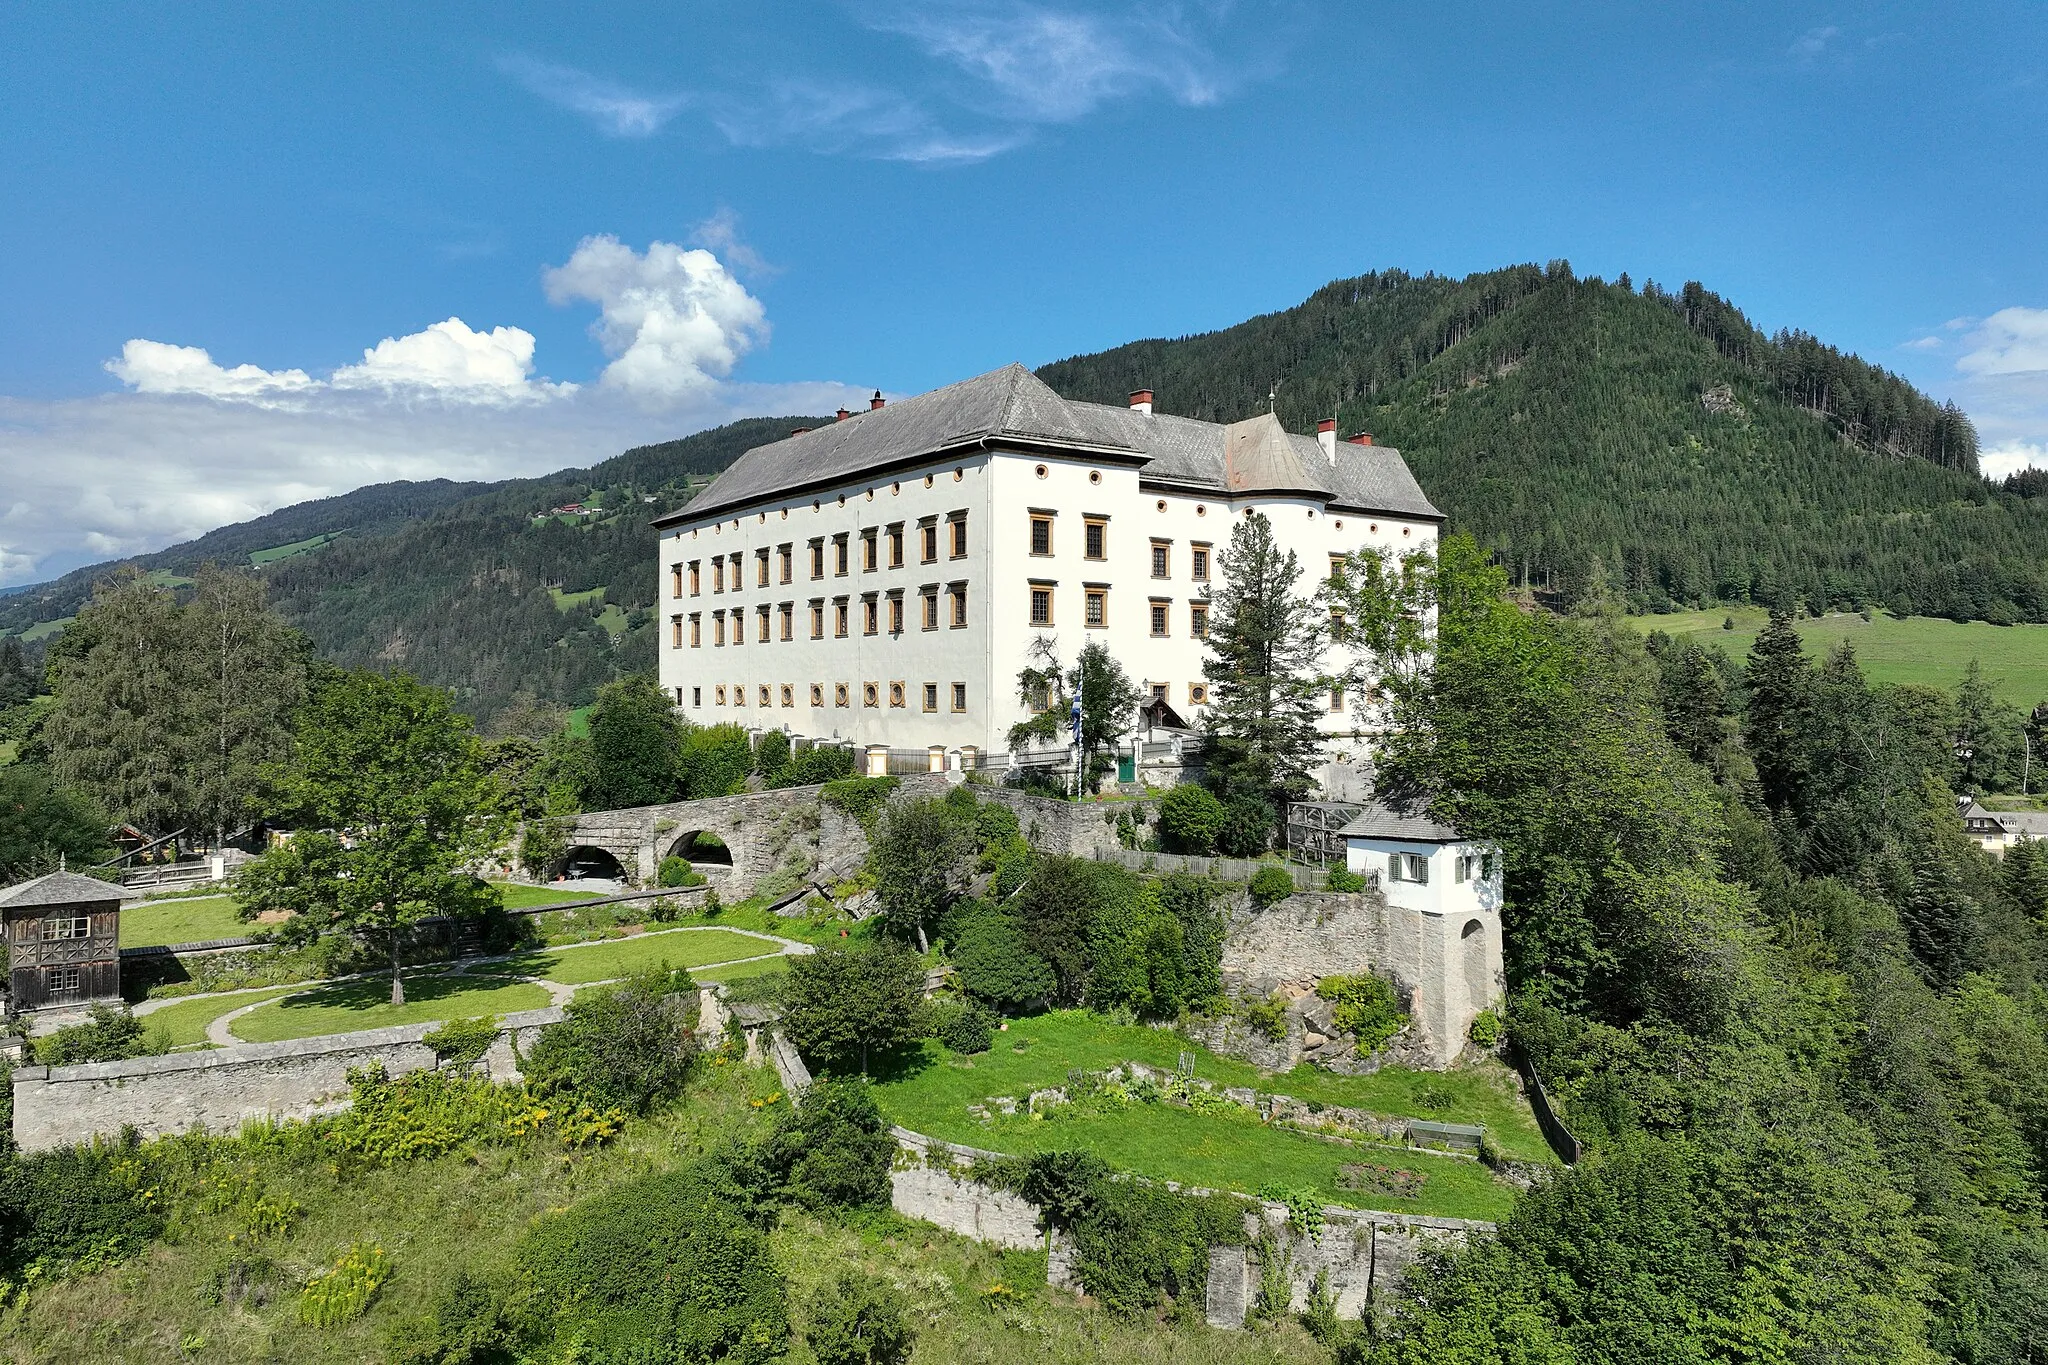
left=1117, top=753, right=1136, bottom=783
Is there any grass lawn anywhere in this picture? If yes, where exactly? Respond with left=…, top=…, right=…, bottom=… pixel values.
left=593, top=603, right=628, bottom=638
left=1632, top=607, right=2048, bottom=707
left=249, top=531, right=341, bottom=567
left=4, top=1062, right=1325, bottom=1365
left=489, top=882, right=608, bottom=911
left=120, top=895, right=253, bottom=948
left=548, top=585, right=605, bottom=610
left=567, top=704, right=593, bottom=739
left=229, top=973, right=552, bottom=1043
left=695, top=956, right=793, bottom=986
left=18, top=615, right=73, bottom=642
left=142, top=986, right=302, bottom=1047
left=505, top=928, right=782, bottom=985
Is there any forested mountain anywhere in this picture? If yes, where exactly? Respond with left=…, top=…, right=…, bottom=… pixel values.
left=1040, top=263, right=2045, bottom=622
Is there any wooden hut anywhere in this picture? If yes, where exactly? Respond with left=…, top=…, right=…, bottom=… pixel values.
left=0, top=870, right=126, bottom=1012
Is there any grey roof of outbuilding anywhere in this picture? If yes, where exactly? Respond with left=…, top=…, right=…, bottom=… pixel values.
left=0, top=870, right=128, bottom=910
left=1998, top=811, right=2048, bottom=838
left=1338, top=800, right=1463, bottom=843
left=659, top=363, right=1442, bottom=524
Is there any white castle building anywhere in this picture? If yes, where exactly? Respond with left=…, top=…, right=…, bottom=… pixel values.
left=653, top=364, right=1442, bottom=769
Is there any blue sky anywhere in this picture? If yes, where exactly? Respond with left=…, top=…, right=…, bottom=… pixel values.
left=3, top=1, right=2045, bottom=583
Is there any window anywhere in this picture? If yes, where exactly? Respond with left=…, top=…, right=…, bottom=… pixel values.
left=864, top=682, right=880, bottom=708
left=1191, top=544, right=1211, bottom=581
left=920, top=520, right=939, bottom=563
left=1330, top=684, right=1345, bottom=712
left=779, top=602, right=794, bottom=641
left=1150, top=541, right=1170, bottom=578
left=781, top=684, right=794, bottom=707
left=1029, top=683, right=1050, bottom=713
left=42, top=916, right=90, bottom=941
left=1189, top=682, right=1207, bottom=705
left=861, top=529, right=878, bottom=572
left=1329, top=554, right=1347, bottom=581
left=862, top=594, right=879, bottom=636
left=1388, top=852, right=1430, bottom=884
left=759, top=684, right=771, bottom=707
left=779, top=544, right=794, bottom=584
left=690, top=560, right=702, bottom=595
left=1190, top=602, right=1209, bottom=639
left=809, top=539, right=825, bottom=579
left=833, top=598, right=850, bottom=637
left=949, top=583, right=968, bottom=628
left=833, top=534, right=849, bottom=576
left=713, top=611, right=726, bottom=646
left=1329, top=610, right=1347, bottom=643
left=887, top=592, right=903, bottom=635
left=923, top=683, right=939, bottom=712
left=693, top=686, right=703, bottom=707
left=889, top=681, right=906, bottom=708
left=731, top=552, right=743, bottom=587
left=715, top=684, right=727, bottom=705
left=921, top=588, right=939, bottom=631
left=835, top=683, right=850, bottom=707
left=1149, top=599, right=1169, bottom=636
left=1084, top=517, right=1106, bottom=560
left=1085, top=587, right=1108, bottom=628
left=1455, top=851, right=1494, bottom=884
left=757, top=547, right=770, bottom=587
left=949, top=512, right=968, bottom=558
left=671, top=615, right=684, bottom=648
left=887, top=523, right=904, bottom=568
left=810, top=600, right=825, bottom=639
left=1030, top=586, right=1053, bottom=626
left=712, top=559, right=725, bottom=593
left=757, top=604, right=771, bottom=643
left=671, top=562, right=684, bottom=598
left=1028, top=514, right=1057, bottom=557
left=811, top=683, right=825, bottom=707
left=952, top=682, right=968, bottom=712
left=1151, top=683, right=1168, bottom=702
left=44, top=965, right=81, bottom=997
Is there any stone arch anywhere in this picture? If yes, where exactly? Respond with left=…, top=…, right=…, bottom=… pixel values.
left=555, top=845, right=627, bottom=882
left=666, top=829, right=734, bottom=867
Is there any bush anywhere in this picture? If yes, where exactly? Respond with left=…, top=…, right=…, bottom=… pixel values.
left=1240, top=992, right=1290, bottom=1042
left=807, top=1273, right=916, bottom=1365
left=1157, top=784, right=1226, bottom=854
left=386, top=1269, right=516, bottom=1365
left=679, top=722, right=754, bottom=800
left=421, top=1015, right=498, bottom=1068
left=0, top=1141, right=164, bottom=1279
left=950, top=908, right=1056, bottom=1011
left=820, top=775, right=899, bottom=826
left=752, top=1077, right=896, bottom=1212
left=659, top=855, right=705, bottom=887
left=299, top=1243, right=393, bottom=1326
left=783, top=940, right=925, bottom=1074
left=773, top=744, right=857, bottom=788
left=520, top=1169, right=788, bottom=1362
left=522, top=967, right=698, bottom=1114
left=1248, top=863, right=1295, bottom=908
left=34, top=1003, right=169, bottom=1066
left=1217, top=793, right=1275, bottom=857
left=1324, top=865, right=1368, bottom=892
left=1469, top=1006, right=1505, bottom=1048
left=753, top=728, right=792, bottom=781
left=1316, top=973, right=1408, bottom=1054
left=938, top=1001, right=996, bottom=1054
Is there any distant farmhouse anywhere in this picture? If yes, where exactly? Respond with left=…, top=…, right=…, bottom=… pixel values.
left=655, top=364, right=1442, bottom=771
left=1962, top=800, right=2048, bottom=856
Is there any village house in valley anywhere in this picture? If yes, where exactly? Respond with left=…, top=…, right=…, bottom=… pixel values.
left=655, top=364, right=1443, bottom=770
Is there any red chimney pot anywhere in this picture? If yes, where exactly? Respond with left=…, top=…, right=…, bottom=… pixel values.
left=836, top=407, right=850, bottom=421
left=870, top=391, right=885, bottom=411
left=1345, top=432, right=1374, bottom=447
left=1128, top=389, right=1154, bottom=409
left=1317, top=419, right=1336, bottom=433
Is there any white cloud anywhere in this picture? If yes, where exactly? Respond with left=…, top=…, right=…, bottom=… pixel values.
left=1958, top=307, right=2048, bottom=377
left=1902, top=335, right=1942, bottom=350
left=542, top=236, right=770, bottom=402
left=1982, top=441, right=2048, bottom=482
left=690, top=208, right=774, bottom=277
left=1791, top=25, right=1841, bottom=59
left=331, top=318, right=573, bottom=402
left=703, top=79, right=1026, bottom=164
left=496, top=55, right=686, bottom=137
left=872, top=3, right=1228, bottom=123
left=105, top=340, right=316, bottom=400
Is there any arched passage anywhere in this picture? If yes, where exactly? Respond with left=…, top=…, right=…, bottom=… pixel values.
left=555, top=845, right=627, bottom=883
left=666, top=830, right=734, bottom=867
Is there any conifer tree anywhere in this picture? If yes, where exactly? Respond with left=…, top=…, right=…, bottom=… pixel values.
left=1742, top=609, right=1811, bottom=817
left=1200, top=511, right=1326, bottom=805
left=186, top=565, right=307, bottom=847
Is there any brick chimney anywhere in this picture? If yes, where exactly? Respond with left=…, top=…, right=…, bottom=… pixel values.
left=1128, top=389, right=1153, bottom=416
left=870, top=391, right=885, bottom=411
left=836, top=407, right=850, bottom=422
left=1317, top=418, right=1337, bottom=464
left=1344, top=432, right=1375, bottom=447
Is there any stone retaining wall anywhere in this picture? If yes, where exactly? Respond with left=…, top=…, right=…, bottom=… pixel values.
left=1204, top=1203, right=1485, bottom=1327
left=11, top=1007, right=562, bottom=1152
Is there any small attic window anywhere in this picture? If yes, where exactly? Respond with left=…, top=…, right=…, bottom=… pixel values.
left=1035, top=464, right=1048, bottom=479
left=1088, top=470, right=1101, bottom=484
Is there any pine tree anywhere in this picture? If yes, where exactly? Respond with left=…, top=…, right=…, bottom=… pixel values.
left=186, top=565, right=306, bottom=847
left=1200, top=511, right=1327, bottom=805
left=1742, top=609, right=1812, bottom=817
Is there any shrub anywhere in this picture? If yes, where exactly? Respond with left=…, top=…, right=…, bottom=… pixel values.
left=1240, top=992, right=1289, bottom=1042
left=658, top=855, right=698, bottom=887
left=950, top=909, right=1055, bottom=1011
left=773, top=744, right=857, bottom=788
left=34, top=1003, right=169, bottom=1065
left=421, top=1015, right=498, bottom=1068
left=679, top=722, right=754, bottom=800
left=299, top=1243, right=393, bottom=1326
left=520, top=1170, right=787, bottom=1362
left=820, top=775, right=899, bottom=826
left=522, top=967, right=698, bottom=1114
left=1248, top=864, right=1295, bottom=908
left=385, top=1269, right=516, bottom=1365
left=783, top=940, right=925, bottom=1074
left=0, top=1142, right=163, bottom=1280
left=1316, top=974, right=1408, bottom=1054
left=753, top=1077, right=895, bottom=1211
left=1469, top=1007, right=1505, bottom=1048
left=1157, top=784, right=1226, bottom=854
left=939, top=1001, right=996, bottom=1054
left=807, top=1273, right=916, bottom=1365
left=753, top=728, right=792, bottom=781
left=1217, top=794, right=1275, bottom=857
left=1071, top=1178, right=1244, bottom=1316
left=1324, top=865, right=1368, bottom=892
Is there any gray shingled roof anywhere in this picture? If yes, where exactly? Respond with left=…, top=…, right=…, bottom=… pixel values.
left=0, top=870, right=128, bottom=910
left=1998, top=811, right=2048, bottom=840
left=660, top=364, right=1442, bottom=525
left=1338, top=799, right=1463, bottom=842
